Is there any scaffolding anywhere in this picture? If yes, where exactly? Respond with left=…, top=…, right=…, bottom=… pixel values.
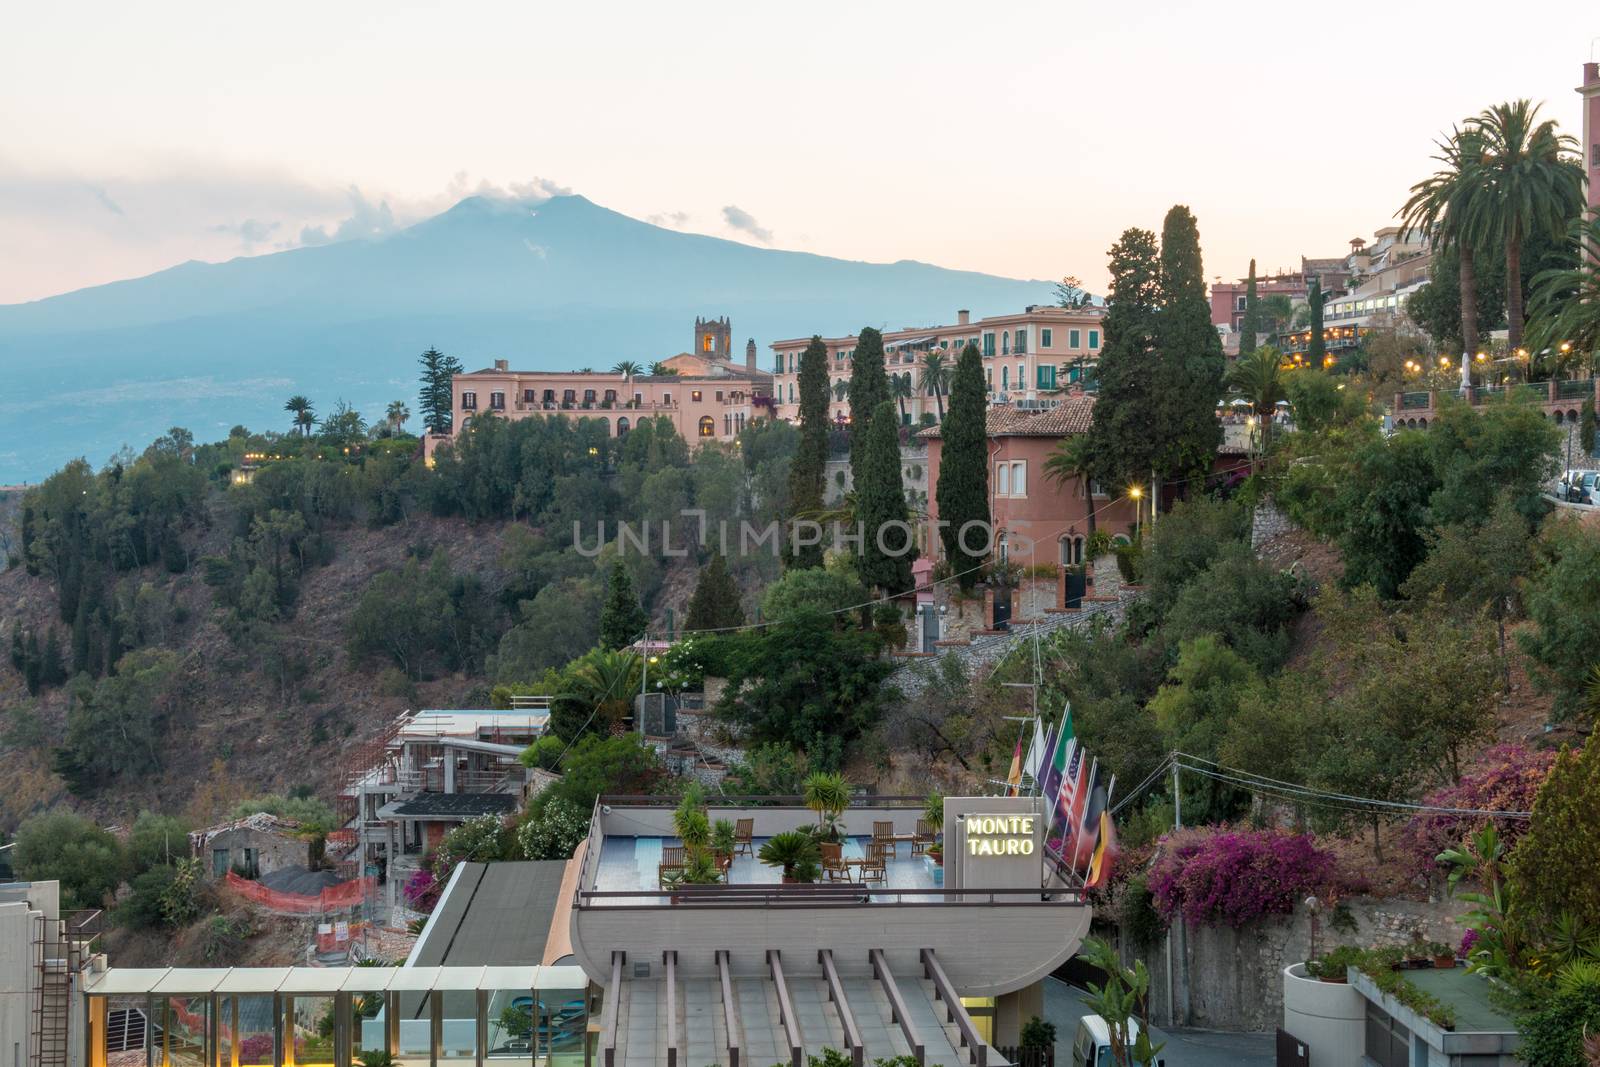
left=31, top=909, right=100, bottom=1067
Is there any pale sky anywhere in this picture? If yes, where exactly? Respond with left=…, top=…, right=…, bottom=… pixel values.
left=2, top=0, right=1595, bottom=305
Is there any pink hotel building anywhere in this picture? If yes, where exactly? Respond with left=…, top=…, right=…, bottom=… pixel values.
left=768, top=305, right=1108, bottom=424
left=424, top=319, right=774, bottom=462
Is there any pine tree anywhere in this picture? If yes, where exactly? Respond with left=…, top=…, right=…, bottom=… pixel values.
left=1509, top=741, right=1600, bottom=930
left=1085, top=228, right=1164, bottom=493
left=1151, top=205, right=1226, bottom=508
left=418, top=347, right=465, bottom=435
left=1237, top=258, right=1260, bottom=357
left=599, top=562, right=648, bottom=650
left=847, top=327, right=890, bottom=476
left=936, top=344, right=991, bottom=591
left=41, top=628, right=66, bottom=687
left=856, top=400, right=916, bottom=596
left=785, top=336, right=830, bottom=571
left=685, top=556, right=745, bottom=632
left=1307, top=276, right=1327, bottom=368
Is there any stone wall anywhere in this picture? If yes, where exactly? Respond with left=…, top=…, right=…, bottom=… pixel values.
left=1121, top=895, right=1470, bottom=1032
left=1251, top=494, right=1294, bottom=550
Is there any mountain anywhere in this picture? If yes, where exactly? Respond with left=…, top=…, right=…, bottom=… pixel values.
left=0, top=194, right=1053, bottom=482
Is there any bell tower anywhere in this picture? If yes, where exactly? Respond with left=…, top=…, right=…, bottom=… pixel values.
left=694, top=316, right=732, bottom=360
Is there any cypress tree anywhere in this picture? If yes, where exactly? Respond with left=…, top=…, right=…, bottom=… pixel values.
left=936, top=344, right=991, bottom=591
left=685, top=556, right=745, bottom=632
left=23, top=629, right=41, bottom=695
left=71, top=599, right=91, bottom=676
left=1509, top=741, right=1600, bottom=930
left=1237, top=258, right=1260, bottom=357
left=856, top=400, right=916, bottom=596
left=41, top=628, right=65, bottom=687
left=1151, top=205, right=1226, bottom=508
left=598, top=561, right=648, bottom=650
left=1306, top=276, right=1327, bottom=368
left=847, top=327, right=890, bottom=476
left=785, top=336, right=831, bottom=571
left=1085, top=228, right=1164, bottom=493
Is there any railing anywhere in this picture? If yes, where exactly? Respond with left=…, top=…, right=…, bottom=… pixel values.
left=871, top=949, right=924, bottom=1066
left=819, top=950, right=865, bottom=1067
left=768, top=950, right=803, bottom=1067
left=994, top=1047, right=1053, bottom=1067
left=575, top=884, right=1084, bottom=909
left=1398, top=391, right=1432, bottom=410
left=395, top=768, right=517, bottom=794
left=923, top=948, right=987, bottom=1067
left=597, top=794, right=930, bottom=809
left=1557, top=378, right=1596, bottom=400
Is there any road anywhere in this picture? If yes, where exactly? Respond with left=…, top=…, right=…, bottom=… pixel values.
left=1041, top=977, right=1274, bottom=1067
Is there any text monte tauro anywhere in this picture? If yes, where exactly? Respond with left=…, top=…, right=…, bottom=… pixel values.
left=964, top=814, right=1036, bottom=857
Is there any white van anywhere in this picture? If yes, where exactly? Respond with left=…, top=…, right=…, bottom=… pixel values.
left=1069, top=1014, right=1167, bottom=1067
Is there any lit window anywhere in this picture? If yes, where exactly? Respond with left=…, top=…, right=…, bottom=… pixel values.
left=692, top=390, right=703, bottom=402
left=703, top=334, right=714, bottom=352
left=698, top=416, right=715, bottom=437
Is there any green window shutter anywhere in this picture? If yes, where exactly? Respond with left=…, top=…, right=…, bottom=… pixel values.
left=1069, top=329, right=1080, bottom=348
left=1089, top=330, right=1100, bottom=348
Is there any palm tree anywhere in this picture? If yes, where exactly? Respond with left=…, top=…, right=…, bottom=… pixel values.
left=612, top=360, right=642, bottom=379
left=648, top=362, right=680, bottom=376
left=1398, top=125, right=1491, bottom=357
left=1043, top=433, right=1098, bottom=542
left=891, top=372, right=913, bottom=423
left=284, top=395, right=314, bottom=437
left=1469, top=100, right=1583, bottom=349
left=563, top=649, right=641, bottom=728
left=385, top=400, right=410, bottom=433
left=1528, top=215, right=1600, bottom=371
left=802, top=771, right=849, bottom=838
left=918, top=353, right=952, bottom=421
left=1226, top=347, right=1288, bottom=458
left=832, top=380, right=849, bottom=403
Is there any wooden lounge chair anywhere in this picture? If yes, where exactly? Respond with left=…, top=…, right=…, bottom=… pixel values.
left=873, top=821, right=897, bottom=856
left=821, top=841, right=851, bottom=882
left=859, top=841, right=889, bottom=884
left=912, top=819, right=935, bottom=857
left=734, top=818, right=755, bottom=857
left=658, top=846, right=686, bottom=889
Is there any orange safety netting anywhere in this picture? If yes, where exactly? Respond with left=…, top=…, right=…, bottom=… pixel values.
left=224, top=871, right=375, bottom=914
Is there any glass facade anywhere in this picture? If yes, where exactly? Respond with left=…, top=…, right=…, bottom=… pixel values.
left=85, top=967, right=590, bottom=1067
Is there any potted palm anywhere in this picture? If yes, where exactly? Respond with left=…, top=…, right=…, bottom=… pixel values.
left=803, top=771, right=850, bottom=843
left=759, top=830, right=821, bottom=884
left=678, top=850, right=723, bottom=887
left=1305, top=945, right=1361, bottom=984
left=710, top=819, right=738, bottom=872
left=924, top=791, right=945, bottom=866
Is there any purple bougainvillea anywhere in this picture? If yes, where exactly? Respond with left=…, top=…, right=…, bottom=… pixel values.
left=1397, top=744, right=1560, bottom=880
left=403, top=867, right=440, bottom=913
left=1147, top=827, right=1339, bottom=929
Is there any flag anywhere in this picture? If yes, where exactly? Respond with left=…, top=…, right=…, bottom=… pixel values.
left=1005, top=734, right=1024, bottom=796
left=1084, top=811, right=1119, bottom=889
left=1053, top=741, right=1086, bottom=834
left=1040, top=707, right=1074, bottom=806
left=1034, top=722, right=1059, bottom=798
left=1071, top=767, right=1109, bottom=870
left=1022, top=717, right=1048, bottom=784
left=1061, top=757, right=1096, bottom=867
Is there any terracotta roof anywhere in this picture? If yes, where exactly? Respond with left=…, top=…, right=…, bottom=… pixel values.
left=919, top=396, right=1095, bottom=439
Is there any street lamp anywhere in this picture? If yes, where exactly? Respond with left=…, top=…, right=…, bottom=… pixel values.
left=1129, top=485, right=1143, bottom=540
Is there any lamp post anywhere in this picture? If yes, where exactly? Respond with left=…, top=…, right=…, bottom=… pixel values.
left=1129, top=485, right=1143, bottom=540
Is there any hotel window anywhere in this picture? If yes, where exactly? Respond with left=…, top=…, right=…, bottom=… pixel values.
left=724, top=414, right=732, bottom=435
left=522, top=388, right=535, bottom=403
left=461, top=391, right=477, bottom=410
left=1017, top=364, right=1025, bottom=389
left=1002, top=330, right=1010, bottom=355
left=692, top=390, right=703, bottom=402
left=1001, top=366, right=1009, bottom=391
left=489, top=391, right=505, bottom=410
left=1069, top=329, right=1081, bottom=348
left=1037, top=364, right=1056, bottom=389
left=663, top=392, right=672, bottom=405
left=982, top=332, right=995, bottom=356
left=1011, top=460, right=1027, bottom=497
left=1041, top=328, right=1052, bottom=348
left=698, top=416, right=715, bottom=437
left=1015, top=328, right=1027, bottom=354
left=633, top=391, right=643, bottom=405
left=996, top=462, right=1010, bottom=496
left=617, top=417, right=630, bottom=435
left=716, top=390, right=724, bottom=402
left=583, top=389, right=596, bottom=404
left=1089, top=329, right=1100, bottom=349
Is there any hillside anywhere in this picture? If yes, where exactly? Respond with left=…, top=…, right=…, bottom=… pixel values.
left=0, top=193, right=1054, bottom=482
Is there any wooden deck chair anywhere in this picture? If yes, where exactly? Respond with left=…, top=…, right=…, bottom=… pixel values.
left=820, top=841, right=850, bottom=882
left=658, top=846, right=686, bottom=889
left=912, top=819, right=935, bottom=856
left=734, top=818, right=755, bottom=856
left=859, top=840, right=889, bottom=883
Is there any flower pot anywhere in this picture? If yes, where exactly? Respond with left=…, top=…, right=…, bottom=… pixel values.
left=1433, top=956, right=1455, bottom=969
left=1317, top=974, right=1348, bottom=984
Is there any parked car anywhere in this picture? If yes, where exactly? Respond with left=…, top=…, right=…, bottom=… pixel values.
left=1562, top=470, right=1599, bottom=504
left=1072, top=1014, right=1166, bottom=1067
